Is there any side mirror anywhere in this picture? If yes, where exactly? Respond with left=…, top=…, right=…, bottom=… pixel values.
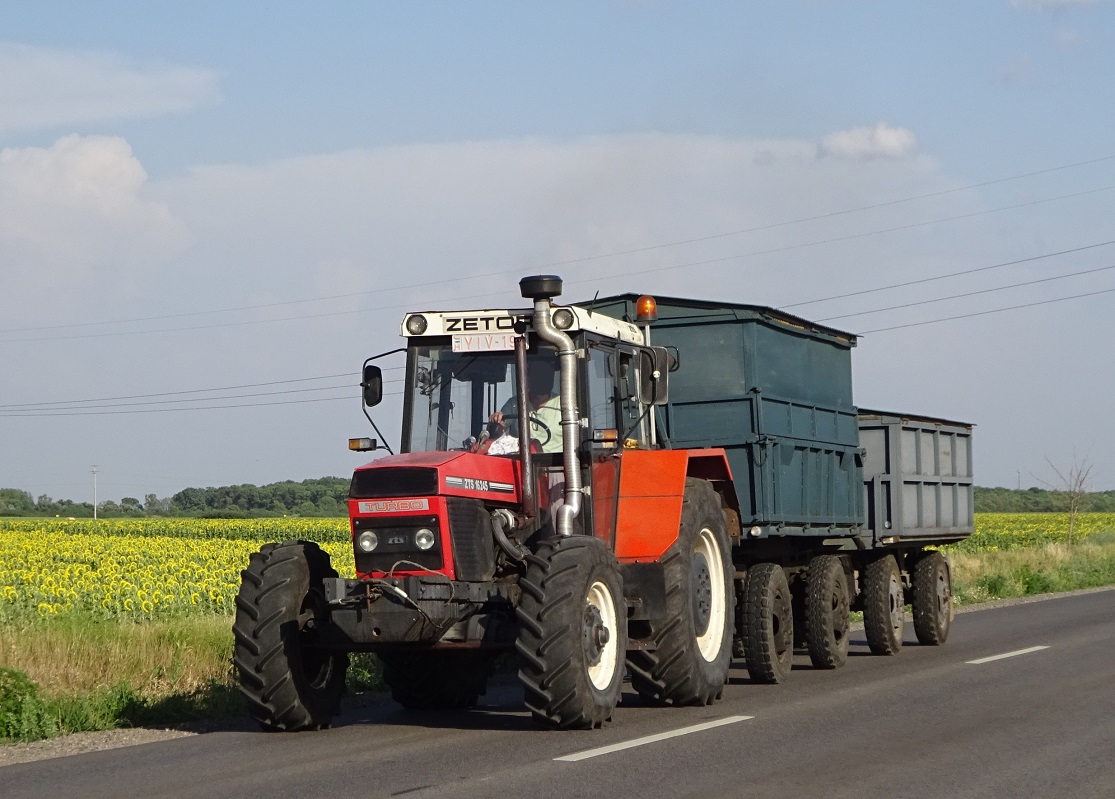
left=637, top=347, right=670, bottom=406
left=362, top=364, right=383, bottom=407
left=664, top=345, right=680, bottom=372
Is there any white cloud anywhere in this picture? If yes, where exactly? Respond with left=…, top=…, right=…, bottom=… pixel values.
left=818, top=123, right=918, bottom=161
left=0, top=42, right=219, bottom=132
left=0, top=135, right=189, bottom=310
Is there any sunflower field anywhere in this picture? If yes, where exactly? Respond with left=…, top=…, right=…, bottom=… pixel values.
left=1, top=514, right=1114, bottom=624
left=0, top=518, right=353, bottom=623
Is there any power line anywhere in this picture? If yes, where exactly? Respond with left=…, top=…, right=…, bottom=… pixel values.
left=0, top=391, right=404, bottom=418
left=0, top=368, right=404, bottom=410
left=816, top=263, right=1115, bottom=322
left=4, top=185, right=1113, bottom=344
left=781, top=239, right=1115, bottom=310
left=0, top=383, right=356, bottom=413
left=540, top=154, right=1115, bottom=268
left=859, top=287, right=1115, bottom=334
left=4, top=153, right=1114, bottom=336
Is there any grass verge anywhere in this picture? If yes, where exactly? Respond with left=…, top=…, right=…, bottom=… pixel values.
left=4, top=537, right=1115, bottom=744
left=949, top=532, right=1115, bottom=604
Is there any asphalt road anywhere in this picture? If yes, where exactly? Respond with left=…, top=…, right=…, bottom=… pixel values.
left=5, top=590, right=1113, bottom=799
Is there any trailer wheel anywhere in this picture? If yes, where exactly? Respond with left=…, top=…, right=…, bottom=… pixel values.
left=233, top=540, right=348, bottom=731
left=379, top=650, right=495, bottom=709
left=912, top=552, right=953, bottom=645
left=628, top=478, right=734, bottom=706
left=516, top=536, right=627, bottom=729
left=741, top=562, right=794, bottom=683
left=863, top=554, right=905, bottom=655
left=805, top=555, right=850, bottom=669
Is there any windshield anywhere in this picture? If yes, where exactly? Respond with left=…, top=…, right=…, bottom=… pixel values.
left=404, top=342, right=560, bottom=453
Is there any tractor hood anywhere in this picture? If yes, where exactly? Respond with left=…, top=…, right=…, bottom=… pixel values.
left=349, top=451, right=522, bottom=506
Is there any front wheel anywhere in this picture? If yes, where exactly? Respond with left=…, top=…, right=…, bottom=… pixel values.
left=233, top=541, right=348, bottom=731
left=516, top=536, right=627, bottom=729
left=629, top=478, right=734, bottom=706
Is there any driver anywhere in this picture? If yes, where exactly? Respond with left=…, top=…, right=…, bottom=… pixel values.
left=486, top=358, right=562, bottom=453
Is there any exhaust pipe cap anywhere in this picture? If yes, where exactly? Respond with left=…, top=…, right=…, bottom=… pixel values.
left=520, top=274, right=563, bottom=301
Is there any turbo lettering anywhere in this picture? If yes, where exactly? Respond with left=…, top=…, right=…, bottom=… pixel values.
left=358, top=498, right=430, bottom=514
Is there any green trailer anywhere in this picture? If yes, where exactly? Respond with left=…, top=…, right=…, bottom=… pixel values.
left=587, top=293, right=972, bottom=672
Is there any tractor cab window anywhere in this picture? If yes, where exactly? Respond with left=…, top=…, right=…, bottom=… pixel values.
left=404, top=342, right=560, bottom=453
left=617, top=350, right=650, bottom=448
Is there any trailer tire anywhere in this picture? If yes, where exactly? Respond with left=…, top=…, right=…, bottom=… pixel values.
left=805, top=555, right=850, bottom=669
left=628, top=478, right=734, bottom=706
left=912, top=552, right=953, bottom=645
left=516, top=536, right=627, bottom=729
left=741, top=562, right=794, bottom=683
left=379, top=650, right=495, bottom=709
left=863, top=554, right=904, bottom=655
left=233, top=540, right=348, bottom=731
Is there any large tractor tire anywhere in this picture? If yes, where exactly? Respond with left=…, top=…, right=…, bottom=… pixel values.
left=516, top=536, right=627, bottom=729
left=629, top=478, right=734, bottom=706
left=741, top=562, right=794, bottom=683
left=804, top=555, right=850, bottom=669
left=912, top=551, right=953, bottom=645
left=379, top=650, right=495, bottom=710
left=233, top=540, right=348, bottom=731
left=863, top=553, right=905, bottom=655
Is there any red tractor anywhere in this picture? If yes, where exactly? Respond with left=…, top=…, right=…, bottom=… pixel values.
left=234, top=274, right=972, bottom=730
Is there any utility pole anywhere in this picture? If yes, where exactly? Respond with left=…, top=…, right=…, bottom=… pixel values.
left=92, top=465, right=99, bottom=521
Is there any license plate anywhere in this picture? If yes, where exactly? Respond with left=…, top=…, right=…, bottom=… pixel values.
left=451, top=333, right=521, bottom=352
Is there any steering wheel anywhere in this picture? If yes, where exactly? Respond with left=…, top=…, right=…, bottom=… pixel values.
left=489, top=413, right=552, bottom=447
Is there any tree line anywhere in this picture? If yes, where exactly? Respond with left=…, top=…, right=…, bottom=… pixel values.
left=974, top=486, right=1115, bottom=513
left=0, top=477, right=352, bottom=519
left=3, top=482, right=1114, bottom=519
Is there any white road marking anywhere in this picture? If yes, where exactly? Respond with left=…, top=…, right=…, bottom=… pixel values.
left=554, top=715, right=753, bottom=762
left=966, top=645, right=1050, bottom=665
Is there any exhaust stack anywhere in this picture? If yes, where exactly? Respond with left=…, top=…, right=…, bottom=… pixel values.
left=520, top=275, right=581, bottom=537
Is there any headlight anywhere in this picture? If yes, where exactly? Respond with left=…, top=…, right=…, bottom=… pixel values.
left=414, top=528, right=436, bottom=550
left=405, top=314, right=428, bottom=335
left=356, top=531, right=379, bottom=552
left=552, top=307, right=575, bottom=330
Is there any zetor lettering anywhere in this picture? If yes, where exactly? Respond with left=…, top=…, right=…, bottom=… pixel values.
left=445, top=314, right=531, bottom=332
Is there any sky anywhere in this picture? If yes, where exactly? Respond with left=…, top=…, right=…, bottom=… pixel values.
left=2, top=0, right=1114, bottom=505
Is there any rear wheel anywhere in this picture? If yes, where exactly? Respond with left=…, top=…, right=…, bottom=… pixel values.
left=629, top=479, right=734, bottom=706
left=863, top=554, right=904, bottom=655
left=233, top=541, right=348, bottom=731
left=912, top=552, right=953, bottom=645
left=741, top=562, right=794, bottom=683
left=516, top=536, right=627, bottom=729
left=379, top=650, right=495, bottom=709
left=804, top=555, right=850, bottom=669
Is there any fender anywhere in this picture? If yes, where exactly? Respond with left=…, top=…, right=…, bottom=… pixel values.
left=613, top=448, right=738, bottom=563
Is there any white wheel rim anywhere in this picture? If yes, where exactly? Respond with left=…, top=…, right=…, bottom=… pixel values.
left=695, top=527, right=727, bottom=662
left=585, top=580, right=620, bottom=691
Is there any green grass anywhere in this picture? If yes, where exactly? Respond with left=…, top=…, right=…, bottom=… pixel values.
left=0, top=612, right=384, bottom=743
left=949, top=535, right=1115, bottom=605
left=4, top=537, right=1115, bottom=744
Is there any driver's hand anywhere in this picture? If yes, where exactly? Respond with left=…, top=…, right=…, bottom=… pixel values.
left=487, top=411, right=507, bottom=436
